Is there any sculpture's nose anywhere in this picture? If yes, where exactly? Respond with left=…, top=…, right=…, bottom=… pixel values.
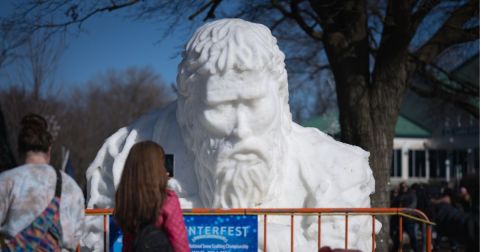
left=232, top=105, right=252, bottom=139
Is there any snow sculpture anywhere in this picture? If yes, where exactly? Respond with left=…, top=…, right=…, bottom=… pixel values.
left=82, top=18, right=381, bottom=251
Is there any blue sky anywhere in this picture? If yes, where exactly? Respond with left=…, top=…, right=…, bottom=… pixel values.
left=0, top=3, right=190, bottom=89
left=57, top=13, right=188, bottom=86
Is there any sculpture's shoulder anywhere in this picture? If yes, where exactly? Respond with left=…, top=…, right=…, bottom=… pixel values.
left=86, top=102, right=177, bottom=178
left=128, top=101, right=177, bottom=137
left=290, top=123, right=373, bottom=191
left=105, top=102, right=176, bottom=150
left=291, top=122, right=369, bottom=159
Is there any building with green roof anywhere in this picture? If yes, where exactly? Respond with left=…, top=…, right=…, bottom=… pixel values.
left=302, top=54, right=479, bottom=184
left=302, top=113, right=431, bottom=138
left=302, top=113, right=436, bottom=183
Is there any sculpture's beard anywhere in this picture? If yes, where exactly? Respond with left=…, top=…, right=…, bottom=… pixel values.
left=190, top=128, right=285, bottom=208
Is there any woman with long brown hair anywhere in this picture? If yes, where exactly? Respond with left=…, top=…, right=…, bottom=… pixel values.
left=114, top=141, right=189, bottom=252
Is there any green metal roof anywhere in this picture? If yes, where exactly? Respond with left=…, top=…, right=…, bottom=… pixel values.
left=301, top=113, right=431, bottom=138
left=395, top=115, right=431, bottom=137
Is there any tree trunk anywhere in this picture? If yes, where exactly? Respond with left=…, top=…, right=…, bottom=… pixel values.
left=326, top=44, right=409, bottom=251
left=324, top=41, right=410, bottom=252
left=311, top=0, right=411, bottom=251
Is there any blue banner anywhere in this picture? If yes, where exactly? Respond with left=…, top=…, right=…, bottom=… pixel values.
left=185, top=215, right=258, bottom=252
left=109, top=216, right=123, bottom=252
left=108, top=215, right=258, bottom=252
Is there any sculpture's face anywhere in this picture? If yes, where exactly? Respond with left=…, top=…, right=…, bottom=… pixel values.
left=199, top=70, right=279, bottom=141
left=185, top=69, right=284, bottom=208
left=175, top=18, right=291, bottom=208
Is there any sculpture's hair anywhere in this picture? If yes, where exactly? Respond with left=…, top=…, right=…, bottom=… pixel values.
left=17, top=113, right=52, bottom=155
left=177, top=19, right=287, bottom=96
left=114, top=141, right=168, bottom=233
left=176, top=19, right=292, bottom=142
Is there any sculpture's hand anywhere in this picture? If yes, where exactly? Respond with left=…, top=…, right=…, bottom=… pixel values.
left=80, top=216, right=105, bottom=252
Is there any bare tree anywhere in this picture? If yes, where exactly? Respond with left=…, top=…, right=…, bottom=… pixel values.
left=0, top=20, right=28, bottom=69
left=0, top=28, right=65, bottom=164
left=55, top=67, right=173, bottom=187
left=20, top=30, right=65, bottom=100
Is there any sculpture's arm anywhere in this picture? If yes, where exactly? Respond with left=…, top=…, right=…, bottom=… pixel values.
left=85, top=127, right=132, bottom=208
left=85, top=106, right=166, bottom=209
left=81, top=127, right=134, bottom=251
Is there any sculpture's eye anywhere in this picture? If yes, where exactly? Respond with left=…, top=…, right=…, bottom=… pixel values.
left=243, top=95, right=278, bottom=133
left=205, top=103, right=234, bottom=121
left=201, top=103, right=236, bottom=136
left=249, top=96, right=271, bottom=112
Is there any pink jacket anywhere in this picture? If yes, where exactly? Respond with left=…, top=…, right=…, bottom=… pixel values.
left=122, top=190, right=190, bottom=252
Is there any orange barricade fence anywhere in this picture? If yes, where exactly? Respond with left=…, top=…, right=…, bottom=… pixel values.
left=81, top=207, right=434, bottom=252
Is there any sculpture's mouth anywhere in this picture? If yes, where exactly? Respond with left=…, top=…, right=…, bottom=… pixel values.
left=229, top=149, right=267, bottom=165
left=231, top=152, right=260, bottom=162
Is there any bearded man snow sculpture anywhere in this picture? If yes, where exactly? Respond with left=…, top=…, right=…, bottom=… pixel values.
left=82, top=18, right=380, bottom=251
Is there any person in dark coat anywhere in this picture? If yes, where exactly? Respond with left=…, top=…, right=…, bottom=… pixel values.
left=432, top=191, right=479, bottom=251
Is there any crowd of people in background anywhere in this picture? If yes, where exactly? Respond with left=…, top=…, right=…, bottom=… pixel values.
left=390, top=178, right=479, bottom=252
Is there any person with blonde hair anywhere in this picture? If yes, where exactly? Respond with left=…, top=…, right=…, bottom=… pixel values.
left=114, top=141, right=189, bottom=252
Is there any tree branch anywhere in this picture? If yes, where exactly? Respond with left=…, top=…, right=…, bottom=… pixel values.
left=428, top=63, right=478, bottom=95
left=376, top=0, right=416, bottom=58
left=464, top=26, right=480, bottom=39
left=411, top=0, right=442, bottom=30
left=205, top=0, right=222, bottom=21
left=271, top=0, right=322, bottom=40
left=411, top=52, right=479, bottom=92
left=188, top=0, right=223, bottom=21
left=368, top=2, right=385, bottom=21
left=36, top=0, right=140, bottom=29
left=271, top=16, right=287, bottom=31
left=410, top=79, right=479, bottom=118
left=410, top=57, right=479, bottom=118
left=302, top=9, right=322, bottom=25
left=188, top=1, right=214, bottom=20
left=415, top=0, right=479, bottom=63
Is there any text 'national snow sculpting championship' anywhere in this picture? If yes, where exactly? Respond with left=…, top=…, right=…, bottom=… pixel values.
left=82, top=18, right=381, bottom=251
